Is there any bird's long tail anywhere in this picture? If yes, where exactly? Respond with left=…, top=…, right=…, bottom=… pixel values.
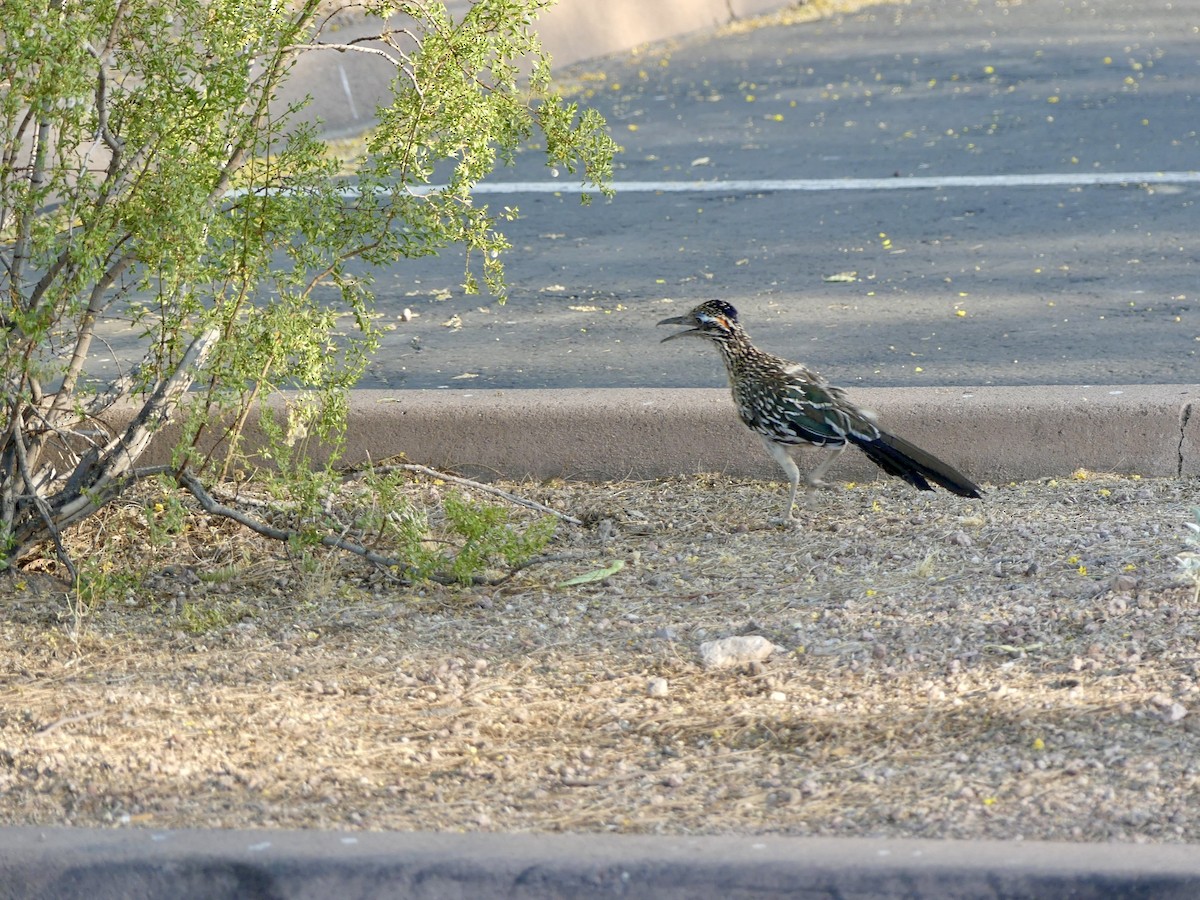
left=851, top=430, right=983, bottom=498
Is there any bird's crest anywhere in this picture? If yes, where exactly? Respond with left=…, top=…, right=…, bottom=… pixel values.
left=693, top=300, right=738, bottom=334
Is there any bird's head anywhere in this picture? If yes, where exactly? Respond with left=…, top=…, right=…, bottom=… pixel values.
left=657, top=299, right=742, bottom=344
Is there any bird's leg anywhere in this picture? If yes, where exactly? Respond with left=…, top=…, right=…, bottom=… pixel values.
left=803, top=445, right=846, bottom=506
left=759, top=437, right=801, bottom=525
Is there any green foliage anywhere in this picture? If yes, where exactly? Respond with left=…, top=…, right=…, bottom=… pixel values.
left=1, top=0, right=613, bottom=577
left=180, top=600, right=249, bottom=635
left=441, top=491, right=557, bottom=584
left=253, top=398, right=346, bottom=501
left=142, top=488, right=189, bottom=548
left=73, top=559, right=139, bottom=610
left=356, top=470, right=556, bottom=583
left=356, top=468, right=436, bottom=565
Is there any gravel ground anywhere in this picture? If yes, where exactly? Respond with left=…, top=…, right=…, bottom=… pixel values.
left=3, top=470, right=1200, bottom=841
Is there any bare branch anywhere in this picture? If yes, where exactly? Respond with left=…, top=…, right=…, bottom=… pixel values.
left=361, top=461, right=583, bottom=526
left=8, top=117, right=52, bottom=305
left=84, top=356, right=148, bottom=418
left=11, top=422, right=76, bottom=581
left=35, top=710, right=105, bottom=735
left=10, top=328, right=220, bottom=548
left=284, top=40, right=404, bottom=69
left=177, top=470, right=442, bottom=583
left=91, top=1, right=131, bottom=151
left=51, top=249, right=135, bottom=409
left=88, top=327, right=221, bottom=484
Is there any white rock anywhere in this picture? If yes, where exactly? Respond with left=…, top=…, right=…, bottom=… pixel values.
left=647, top=677, right=669, bottom=698
left=699, top=635, right=778, bottom=670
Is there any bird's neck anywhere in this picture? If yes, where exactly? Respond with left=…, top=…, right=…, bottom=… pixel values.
left=714, top=329, right=779, bottom=378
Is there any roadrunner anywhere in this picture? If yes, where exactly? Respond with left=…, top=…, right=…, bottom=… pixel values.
left=658, top=300, right=982, bottom=522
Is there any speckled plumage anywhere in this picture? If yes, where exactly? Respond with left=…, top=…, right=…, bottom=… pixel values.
left=658, top=299, right=982, bottom=521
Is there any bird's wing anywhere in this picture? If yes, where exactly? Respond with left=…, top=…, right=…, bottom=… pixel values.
left=739, top=365, right=880, bottom=446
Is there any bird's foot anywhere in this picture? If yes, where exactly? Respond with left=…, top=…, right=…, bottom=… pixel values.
left=803, top=483, right=828, bottom=508
left=768, top=513, right=802, bottom=529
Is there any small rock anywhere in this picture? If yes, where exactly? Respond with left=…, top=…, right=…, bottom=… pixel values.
left=699, top=635, right=777, bottom=670
left=949, top=531, right=972, bottom=548
left=1168, top=703, right=1188, bottom=723
left=1110, top=573, right=1138, bottom=594
left=768, top=691, right=787, bottom=702
left=646, top=677, right=669, bottom=698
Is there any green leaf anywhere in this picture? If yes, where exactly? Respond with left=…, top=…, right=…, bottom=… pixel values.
left=558, top=559, right=625, bottom=587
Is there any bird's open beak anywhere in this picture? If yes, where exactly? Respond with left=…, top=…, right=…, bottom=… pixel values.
left=657, top=314, right=697, bottom=343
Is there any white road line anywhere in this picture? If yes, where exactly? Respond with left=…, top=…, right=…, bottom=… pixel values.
left=460, top=171, right=1200, bottom=194
left=223, top=170, right=1199, bottom=203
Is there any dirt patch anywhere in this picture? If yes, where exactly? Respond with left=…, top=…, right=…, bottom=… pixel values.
left=3, top=471, right=1200, bottom=840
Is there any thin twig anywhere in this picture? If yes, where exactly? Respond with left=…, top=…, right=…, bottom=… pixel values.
left=366, top=462, right=584, bottom=526
left=35, top=709, right=104, bottom=735
left=283, top=41, right=403, bottom=68
left=487, top=550, right=595, bottom=584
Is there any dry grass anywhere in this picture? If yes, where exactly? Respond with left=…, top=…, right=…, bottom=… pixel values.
left=3, top=470, right=1200, bottom=840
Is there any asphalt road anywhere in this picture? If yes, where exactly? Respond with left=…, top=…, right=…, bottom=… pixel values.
left=357, top=0, right=1199, bottom=391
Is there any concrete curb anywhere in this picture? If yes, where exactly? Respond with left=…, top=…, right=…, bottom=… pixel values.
left=132, top=385, right=1200, bottom=484
left=330, top=385, right=1200, bottom=483
left=4, top=826, right=1200, bottom=899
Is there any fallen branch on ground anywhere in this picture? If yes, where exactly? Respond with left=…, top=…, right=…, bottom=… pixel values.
left=177, top=471, right=450, bottom=585
left=357, top=461, right=584, bottom=527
